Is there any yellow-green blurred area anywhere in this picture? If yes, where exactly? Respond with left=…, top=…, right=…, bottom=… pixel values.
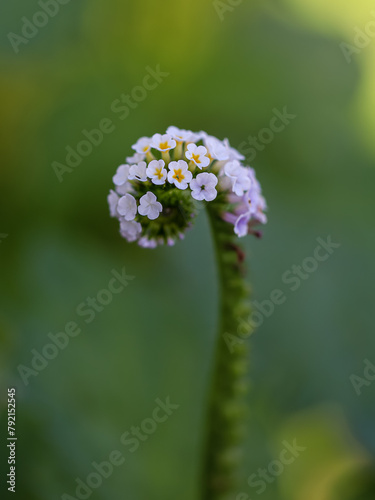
left=1, top=0, right=375, bottom=498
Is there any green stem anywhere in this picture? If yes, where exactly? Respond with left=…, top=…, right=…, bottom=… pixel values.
left=202, top=198, right=253, bottom=500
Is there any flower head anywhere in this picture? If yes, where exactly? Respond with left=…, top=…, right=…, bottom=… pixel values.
left=108, top=127, right=266, bottom=247
left=168, top=160, right=192, bottom=190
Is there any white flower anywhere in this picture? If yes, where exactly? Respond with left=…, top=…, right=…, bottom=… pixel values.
left=138, top=192, right=163, bottom=220
left=126, top=152, right=145, bottom=164
left=166, top=126, right=200, bottom=143
left=146, top=160, right=167, bottom=185
left=113, top=164, right=132, bottom=195
left=202, top=134, right=229, bottom=161
left=132, top=137, right=151, bottom=155
left=128, top=161, right=148, bottom=182
left=113, top=164, right=130, bottom=187
left=150, top=133, right=176, bottom=152
left=116, top=183, right=132, bottom=196
left=108, top=190, right=119, bottom=217
left=117, top=193, right=137, bottom=221
left=224, top=161, right=251, bottom=196
left=190, top=173, right=218, bottom=202
left=167, top=160, right=192, bottom=190
left=120, top=220, right=142, bottom=242
left=185, top=143, right=210, bottom=169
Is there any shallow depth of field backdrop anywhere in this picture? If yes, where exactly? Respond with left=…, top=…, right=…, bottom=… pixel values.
left=1, top=0, right=375, bottom=499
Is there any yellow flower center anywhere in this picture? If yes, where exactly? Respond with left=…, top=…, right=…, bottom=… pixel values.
left=143, top=146, right=149, bottom=152
left=192, top=153, right=201, bottom=164
left=173, top=169, right=185, bottom=182
left=159, top=141, right=169, bottom=150
left=155, top=167, right=164, bottom=180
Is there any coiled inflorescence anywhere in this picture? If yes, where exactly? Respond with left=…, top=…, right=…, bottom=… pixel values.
left=108, top=126, right=267, bottom=247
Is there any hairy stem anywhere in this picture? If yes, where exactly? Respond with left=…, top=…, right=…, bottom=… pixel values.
left=202, top=198, right=253, bottom=500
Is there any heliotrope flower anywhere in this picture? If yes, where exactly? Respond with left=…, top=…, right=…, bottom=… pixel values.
left=224, top=160, right=252, bottom=196
left=167, top=160, right=192, bottom=189
left=190, top=172, right=218, bottom=201
left=120, top=219, right=142, bottom=242
left=128, top=161, right=148, bottom=182
left=150, top=133, right=176, bottom=152
left=117, top=193, right=137, bottom=221
left=146, top=160, right=167, bottom=185
left=132, top=137, right=151, bottom=155
left=185, top=143, right=210, bottom=169
left=138, top=192, right=162, bottom=220
left=108, top=127, right=267, bottom=247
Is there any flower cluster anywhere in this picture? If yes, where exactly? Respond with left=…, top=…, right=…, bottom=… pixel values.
left=108, top=126, right=267, bottom=247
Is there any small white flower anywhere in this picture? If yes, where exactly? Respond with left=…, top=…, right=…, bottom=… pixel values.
left=166, top=126, right=201, bottom=143
left=146, top=160, right=167, bottom=185
left=190, top=173, right=218, bottom=202
left=132, top=137, right=151, bottom=155
left=120, top=220, right=142, bottom=242
left=128, top=161, right=148, bottom=182
left=202, top=134, right=229, bottom=161
left=138, top=191, right=163, bottom=220
left=116, top=183, right=132, bottom=196
left=167, top=160, right=193, bottom=190
left=185, top=143, right=210, bottom=169
left=108, top=190, right=119, bottom=217
left=117, top=193, right=137, bottom=221
left=126, top=152, right=145, bottom=164
left=224, top=161, right=251, bottom=196
left=150, top=133, right=176, bottom=152
left=113, top=164, right=130, bottom=186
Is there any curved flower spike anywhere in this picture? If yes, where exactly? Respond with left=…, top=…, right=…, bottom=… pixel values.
left=108, top=127, right=268, bottom=500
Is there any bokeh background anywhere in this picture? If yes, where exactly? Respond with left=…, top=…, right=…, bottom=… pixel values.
left=1, top=0, right=375, bottom=499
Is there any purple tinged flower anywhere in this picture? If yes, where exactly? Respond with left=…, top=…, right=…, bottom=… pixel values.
left=117, top=193, right=137, bottom=221
left=108, top=189, right=119, bottom=217
left=138, top=192, right=163, bottom=220
left=190, top=173, right=218, bottom=202
left=224, top=161, right=252, bottom=196
left=120, top=220, right=142, bottom=242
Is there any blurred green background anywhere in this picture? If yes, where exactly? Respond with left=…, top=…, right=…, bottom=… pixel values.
left=1, top=0, right=375, bottom=499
